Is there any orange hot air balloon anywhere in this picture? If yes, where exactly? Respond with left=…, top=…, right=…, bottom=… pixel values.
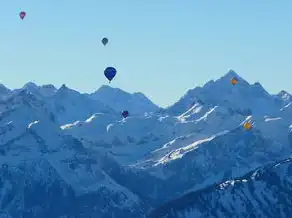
left=231, top=78, right=238, bottom=85
left=243, top=122, right=252, bottom=130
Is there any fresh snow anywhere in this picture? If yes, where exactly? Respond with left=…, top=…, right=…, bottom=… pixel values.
left=1, top=70, right=292, bottom=218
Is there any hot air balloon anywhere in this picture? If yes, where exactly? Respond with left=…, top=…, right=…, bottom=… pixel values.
left=243, top=122, right=252, bottom=130
left=231, top=77, right=238, bottom=85
left=19, top=11, right=26, bottom=20
left=104, top=67, right=116, bottom=82
left=102, top=38, right=108, bottom=46
left=122, top=110, right=129, bottom=118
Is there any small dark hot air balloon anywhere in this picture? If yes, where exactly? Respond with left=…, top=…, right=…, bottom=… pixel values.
left=122, top=110, right=129, bottom=118
left=104, top=67, right=116, bottom=82
left=102, top=38, right=108, bottom=46
left=19, top=11, right=26, bottom=20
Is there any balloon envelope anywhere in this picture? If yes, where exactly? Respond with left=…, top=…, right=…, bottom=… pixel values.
left=102, top=38, right=108, bottom=46
left=231, top=78, right=238, bottom=85
left=122, top=111, right=129, bottom=118
left=104, top=67, right=116, bottom=82
left=19, top=11, right=26, bottom=19
left=243, top=122, right=252, bottom=130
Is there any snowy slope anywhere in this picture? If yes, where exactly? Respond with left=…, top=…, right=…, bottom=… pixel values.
left=89, top=85, right=160, bottom=115
left=19, top=82, right=57, bottom=97
left=167, top=70, right=281, bottom=117
left=1, top=71, right=292, bottom=218
left=148, top=157, right=292, bottom=218
left=276, top=90, right=292, bottom=104
left=61, top=114, right=178, bottom=164
left=47, top=84, right=116, bottom=125
left=62, top=96, right=292, bottom=206
left=11, top=82, right=53, bottom=100
left=12, top=83, right=116, bottom=125
left=61, top=71, right=292, bottom=203
left=0, top=90, right=149, bottom=218
left=133, top=126, right=291, bottom=203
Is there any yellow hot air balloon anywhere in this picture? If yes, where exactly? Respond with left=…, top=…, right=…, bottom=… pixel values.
left=231, top=78, right=238, bottom=85
left=243, top=122, right=252, bottom=130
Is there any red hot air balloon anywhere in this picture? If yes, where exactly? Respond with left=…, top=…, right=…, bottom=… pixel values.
left=19, top=11, right=26, bottom=20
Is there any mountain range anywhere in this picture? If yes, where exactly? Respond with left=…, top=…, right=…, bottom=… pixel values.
left=0, top=69, right=292, bottom=218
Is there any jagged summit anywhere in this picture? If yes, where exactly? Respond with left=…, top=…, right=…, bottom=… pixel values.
left=56, top=84, right=80, bottom=96
left=94, top=85, right=156, bottom=103
left=167, top=69, right=277, bottom=116
left=225, top=69, right=240, bottom=78
left=19, top=82, right=58, bottom=98
left=90, top=85, right=159, bottom=115
left=23, top=81, right=38, bottom=90
left=200, top=69, right=249, bottom=91
left=23, top=82, right=56, bottom=92
left=0, top=84, right=11, bottom=98
left=59, top=84, right=67, bottom=90
left=215, top=69, right=249, bottom=86
left=277, top=90, right=292, bottom=101
left=41, top=84, right=57, bottom=89
left=0, top=83, right=10, bottom=90
left=96, top=85, right=124, bottom=93
left=39, top=84, right=57, bottom=97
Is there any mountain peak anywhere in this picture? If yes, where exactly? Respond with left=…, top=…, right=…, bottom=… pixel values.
left=168, top=69, right=276, bottom=116
left=278, top=90, right=291, bottom=96
left=56, top=84, right=80, bottom=97
left=0, top=83, right=11, bottom=95
left=221, top=69, right=244, bottom=82
left=90, top=85, right=159, bottom=115
left=23, top=82, right=38, bottom=89
left=226, top=69, right=239, bottom=77
left=41, top=84, right=56, bottom=90
left=39, top=84, right=57, bottom=97
left=60, top=84, right=67, bottom=90
left=97, top=85, right=125, bottom=94
left=0, top=83, right=9, bottom=89
left=214, top=69, right=250, bottom=87
left=277, top=90, right=292, bottom=102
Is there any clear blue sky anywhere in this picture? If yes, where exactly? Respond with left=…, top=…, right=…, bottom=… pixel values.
left=1, top=0, right=292, bottom=107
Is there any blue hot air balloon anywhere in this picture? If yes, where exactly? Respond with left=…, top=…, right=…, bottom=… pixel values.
left=104, top=67, right=116, bottom=82
left=19, top=11, right=26, bottom=20
left=122, top=110, right=129, bottom=118
left=102, top=38, right=108, bottom=46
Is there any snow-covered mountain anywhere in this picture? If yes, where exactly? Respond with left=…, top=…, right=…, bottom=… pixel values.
left=148, top=157, right=292, bottom=218
left=8, top=82, right=159, bottom=124
left=167, top=70, right=282, bottom=117
left=1, top=70, right=292, bottom=218
left=8, top=83, right=117, bottom=125
left=0, top=84, right=11, bottom=100
left=89, top=85, right=160, bottom=115
left=12, top=82, right=57, bottom=99
left=48, top=84, right=116, bottom=125
left=0, top=90, right=148, bottom=218
left=277, top=90, right=292, bottom=103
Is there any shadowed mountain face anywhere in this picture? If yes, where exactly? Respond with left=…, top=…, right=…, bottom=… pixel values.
left=0, top=70, right=292, bottom=218
left=148, top=158, right=292, bottom=218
